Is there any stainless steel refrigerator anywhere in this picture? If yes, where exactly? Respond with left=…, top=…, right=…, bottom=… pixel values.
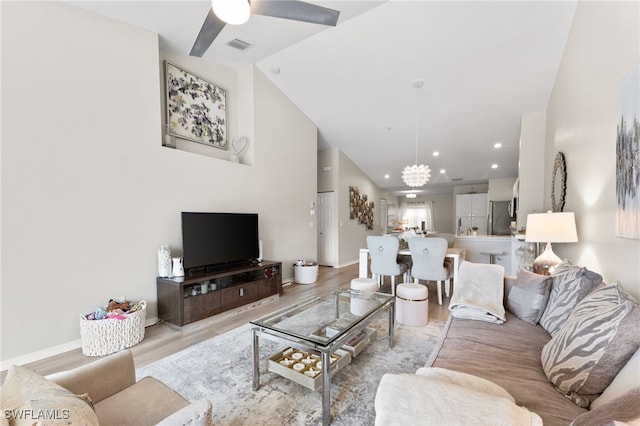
left=488, top=201, right=512, bottom=235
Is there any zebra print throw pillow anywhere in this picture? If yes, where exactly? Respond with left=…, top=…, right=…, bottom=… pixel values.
left=541, top=283, right=640, bottom=408
left=539, top=260, right=602, bottom=336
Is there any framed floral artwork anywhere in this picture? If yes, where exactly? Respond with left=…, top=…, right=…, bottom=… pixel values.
left=165, top=62, right=227, bottom=150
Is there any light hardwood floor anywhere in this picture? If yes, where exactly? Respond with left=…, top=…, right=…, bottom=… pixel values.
left=10, top=262, right=451, bottom=378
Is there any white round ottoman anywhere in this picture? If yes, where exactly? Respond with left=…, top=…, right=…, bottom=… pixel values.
left=395, top=283, right=429, bottom=326
left=350, top=277, right=378, bottom=316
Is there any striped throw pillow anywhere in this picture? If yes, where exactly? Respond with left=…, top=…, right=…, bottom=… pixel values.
left=541, top=283, right=640, bottom=408
left=539, top=260, right=602, bottom=336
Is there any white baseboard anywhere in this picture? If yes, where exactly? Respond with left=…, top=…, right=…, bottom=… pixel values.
left=337, top=259, right=359, bottom=268
left=1, top=339, right=82, bottom=371
left=1, top=316, right=161, bottom=371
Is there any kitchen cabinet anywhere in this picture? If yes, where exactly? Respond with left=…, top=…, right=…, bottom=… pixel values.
left=456, top=193, right=488, bottom=235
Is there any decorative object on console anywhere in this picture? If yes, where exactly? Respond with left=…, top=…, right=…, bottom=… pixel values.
left=349, top=186, right=374, bottom=229
left=172, top=257, right=185, bottom=277
left=158, top=244, right=172, bottom=277
left=402, top=79, right=431, bottom=188
left=525, top=211, right=578, bottom=275
left=515, top=243, right=536, bottom=271
left=615, top=64, right=639, bottom=239
left=165, top=62, right=227, bottom=150
left=228, top=136, right=249, bottom=163
left=551, top=152, right=566, bottom=212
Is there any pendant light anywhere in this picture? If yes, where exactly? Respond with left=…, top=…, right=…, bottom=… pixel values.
left=401, top=79, right=431, bottom=187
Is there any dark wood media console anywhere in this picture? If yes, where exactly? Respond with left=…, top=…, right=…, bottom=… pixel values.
left=157, top=261, right=282, bottom=326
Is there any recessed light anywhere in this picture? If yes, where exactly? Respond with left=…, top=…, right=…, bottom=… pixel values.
left=491, top=164, right=499, bottom=169
left=406, top=193, right=417, bottom=198
left=433, top=151, right=440, bottom=157
left=494, top=142, right=502, bottom=149
left=384, top=174, right=390, bottom=179
left=440, top=169, right=446, bottom=174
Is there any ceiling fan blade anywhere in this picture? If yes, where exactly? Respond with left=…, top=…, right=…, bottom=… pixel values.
left=190, top=8, right=227, bottom=57
left=251, top=0, right=340, bottom=26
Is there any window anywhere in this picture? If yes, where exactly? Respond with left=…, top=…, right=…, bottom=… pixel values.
left=400, top=201, right=435, bottom=231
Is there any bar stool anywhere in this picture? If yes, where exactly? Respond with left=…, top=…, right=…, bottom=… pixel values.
left=480, top=251, right=506, bottom=264
left=395, top=282, right=429, bottom=326
left=350, top=277, right=378, bottom=316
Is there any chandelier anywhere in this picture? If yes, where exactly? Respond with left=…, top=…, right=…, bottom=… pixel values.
left=401, top=79, right=431, bottom=187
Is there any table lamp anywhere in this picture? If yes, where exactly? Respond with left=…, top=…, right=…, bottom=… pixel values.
left=525, top=211, right=578, bottom=275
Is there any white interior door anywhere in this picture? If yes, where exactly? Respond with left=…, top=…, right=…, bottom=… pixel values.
left=317, top=192, right=336, bottom=266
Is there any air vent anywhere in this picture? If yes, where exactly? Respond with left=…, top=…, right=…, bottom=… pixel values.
left=227, top=39, right=251, bottom=50
left=451, top=178, right=464, bottom=181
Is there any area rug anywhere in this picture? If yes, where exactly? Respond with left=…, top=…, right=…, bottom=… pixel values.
left=136, top=315, right=444, bottom=425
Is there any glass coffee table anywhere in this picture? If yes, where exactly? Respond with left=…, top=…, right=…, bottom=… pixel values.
left=251, top=288, right=395, bottom=425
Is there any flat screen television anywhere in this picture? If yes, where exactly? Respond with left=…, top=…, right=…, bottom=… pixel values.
left=181, top=212, right=259, bottom=273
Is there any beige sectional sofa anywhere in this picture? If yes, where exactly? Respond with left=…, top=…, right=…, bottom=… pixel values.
left=2, top=349, right=213, bottom=426
left=375, top=261, right=640, bottom=425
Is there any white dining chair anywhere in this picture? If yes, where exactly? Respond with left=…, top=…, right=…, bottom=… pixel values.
left=366, top=236, right=409, bottom=296
left=408, top=237, right=451, bottom=305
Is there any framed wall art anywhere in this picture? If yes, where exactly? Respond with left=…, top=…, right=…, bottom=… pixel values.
left=615, top=64, right=639, bottom=239
left=165, top=62, right=227, bottom=150
left=349, top=186, right=374, bottom=230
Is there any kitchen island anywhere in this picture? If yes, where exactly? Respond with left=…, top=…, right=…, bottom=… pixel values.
left=454, top=235, right=513, bottom=273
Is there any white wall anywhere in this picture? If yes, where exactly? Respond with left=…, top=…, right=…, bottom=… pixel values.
left=336, top=150, right=390, bottom=266
left=544, top=1, right=640, bottom=299
left=317, top=148, right=393, bottom=266
left=317, top=149, right=338, bottom=193
left=488, top=177, right=518, bottom=202
left=518, top=111, right=547, bottom=228
left=1, top=2, right=317, bottom=363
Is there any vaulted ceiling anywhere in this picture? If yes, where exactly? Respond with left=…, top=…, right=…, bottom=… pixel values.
left=68, top=0, right=577, bottom=195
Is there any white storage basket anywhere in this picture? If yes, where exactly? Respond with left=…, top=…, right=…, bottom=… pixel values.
left=80, top=300, right=146, bottom=356
left=294, top=262, right=318, bottom=284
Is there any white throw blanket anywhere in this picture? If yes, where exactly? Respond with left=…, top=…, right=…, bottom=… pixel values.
left=375, top=367, right=543, bottom=426
left=449, top=261, right=506, bottom=324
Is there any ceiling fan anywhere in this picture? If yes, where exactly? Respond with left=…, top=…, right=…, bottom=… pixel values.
left=190, top=0, right=341, bottom=57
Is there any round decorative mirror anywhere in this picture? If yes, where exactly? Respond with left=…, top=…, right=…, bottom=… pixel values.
left=551, top=152, right=566, bottom=212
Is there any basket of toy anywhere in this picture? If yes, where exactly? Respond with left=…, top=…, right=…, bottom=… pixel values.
left=293, top=261, right=318, bottom=285
left=80, top=299, right=146, bottom=357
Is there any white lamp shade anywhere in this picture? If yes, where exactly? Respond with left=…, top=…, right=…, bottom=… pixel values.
left=525, top=212, right=578, bottom=243
left=212, top=0, right=250, bottom=25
